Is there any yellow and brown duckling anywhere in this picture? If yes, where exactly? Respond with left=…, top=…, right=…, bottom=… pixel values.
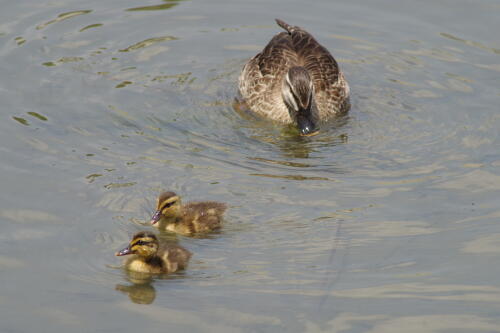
left=150, top=191, right=227, bottom=236
left=116, top=231, right=191, bottom=274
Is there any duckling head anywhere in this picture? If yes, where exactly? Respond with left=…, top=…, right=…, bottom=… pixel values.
left=116, top=232, right=159, bottom=259
left=282, top=66, right=318, bottom=136
left=150, top=191, right=182, bottom=226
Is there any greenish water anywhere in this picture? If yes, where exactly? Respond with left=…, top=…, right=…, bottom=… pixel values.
left=1, top=0, right=500, bottom=331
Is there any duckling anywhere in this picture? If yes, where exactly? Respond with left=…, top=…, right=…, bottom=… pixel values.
left=238, top=19, right=350, bottom=136
left=116, top=231, right=191, bottom=274
left=150, top=191, right=227, bottom=235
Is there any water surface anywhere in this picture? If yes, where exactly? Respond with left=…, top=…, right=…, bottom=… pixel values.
left=1, top=0, right=500, bottom=331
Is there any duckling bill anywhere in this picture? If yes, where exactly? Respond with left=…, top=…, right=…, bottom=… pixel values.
left=150, top=191, right=227, bottom=236
left=116, top=231, right=191, bottom=274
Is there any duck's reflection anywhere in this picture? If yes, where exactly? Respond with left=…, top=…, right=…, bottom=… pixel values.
left=235, top=99, right=350, bottom=159
left=115, top=270, right=191, bottom=305
left=116, top=272, right=156, bottom=304
left=248, top=126, right=348, bottom=159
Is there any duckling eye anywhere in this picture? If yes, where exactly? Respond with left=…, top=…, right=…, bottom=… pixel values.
left=163, top=201, right=177, bottom=209
left=135, top=240, right=148, bottom=246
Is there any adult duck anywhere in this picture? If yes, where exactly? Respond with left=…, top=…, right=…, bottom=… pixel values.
left=238, top=19, right=350, bottom=135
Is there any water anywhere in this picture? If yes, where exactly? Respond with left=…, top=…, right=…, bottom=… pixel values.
left=1, top=0, right=499, bottom=331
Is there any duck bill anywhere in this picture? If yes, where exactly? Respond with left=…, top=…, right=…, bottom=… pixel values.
left=297, top=111, right=319, bottom=136
left=116, top=246, right=132, bottom=256
left=150, top=210, right=162, bottom=225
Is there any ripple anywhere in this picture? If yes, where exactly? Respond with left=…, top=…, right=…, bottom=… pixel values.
left=119, top=36, right=178, bottom=52
left=345, top=220, right=441, bottom=239
left=440, top=32, right=500, bottom=55
left=126, top=1, right=184, bottom=12
left=27, top=112, right=48, bottom=121
left=42, top=57, right=84, bottom=67
left=0, top=255, right=25, bottom=268
left=434, top=169, right=500, bottom=192
left=79, top=23, right=103, bottom=32
left=36, top=10, right=92, bottom=30
left=0, top=209, right=62, bottom=224
left=331, top=282, right=500, bottom=303
left=305, top=314, right=500, bottom=333
left=12, top=116, right=29, bottom=126
left=249, top=174, right=331, bottom=181
left=14, top=37, right=25, bottom=46
left=115, top=80, right=132, bottom=88
left=462, top=234, right=500, bottom=254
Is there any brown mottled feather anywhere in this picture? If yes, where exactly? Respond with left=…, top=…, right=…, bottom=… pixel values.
left=238, top=19, right=350, bottom=123
left=182, top=201, right=227, bottom=234
left=160, top=243, right=192, bottom=272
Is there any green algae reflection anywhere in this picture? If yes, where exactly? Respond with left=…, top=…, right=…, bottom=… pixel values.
left=126, top=0, right=187, bottom=12
left=79, top=24, right=103, bottom=32
left=36, top=10, right=92, bottom=30
left=27, top=112, right=48, bottom=121
left=12, top=117, right=29, bottom=126
left=119, top=36, right=178, bottom=52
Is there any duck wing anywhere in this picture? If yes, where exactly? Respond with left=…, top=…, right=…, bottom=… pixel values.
left=256, top=31, right=299, bottom=77
left=276, top=19, right=349, bottom=115
left=160, top=244, right=192, bottom=272
left=239, top=31, right=297, bottom=98
left=238, top=29, right=300, bottom=122
left=276, top=19, right=340, bottom=93
left=183, top=201, right=226, bottom=233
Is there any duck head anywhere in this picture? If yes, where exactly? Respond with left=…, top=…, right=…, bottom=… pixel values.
left=150, top=191, right=182, bottom=226
left=282, top=66, right=319, bottom=136
left=116, top=232, right=159, bottom=259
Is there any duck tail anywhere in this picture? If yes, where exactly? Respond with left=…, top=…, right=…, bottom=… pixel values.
left=275, top=19, right=297, bottom=34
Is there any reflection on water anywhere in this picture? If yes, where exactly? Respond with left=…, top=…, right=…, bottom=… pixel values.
left=331, top=282, right=500, bottom=302
left=126, top=0, right=186, bottom=12
left=36, top=10, right=92, bottom=30
left=440, top=32, right=500, bottom=55
left=235, top=99, right=350, bottom=159
left=79, top=23, right=103, bottom=33
left=115, top=268, right=192, bottom=305
left=1, top=0, right=500, bottom=331
left=304, top=313, right=500, bottom=333
left=116, top=280, right=156, bottom=304
left=119, top=36, right=178, bottom=53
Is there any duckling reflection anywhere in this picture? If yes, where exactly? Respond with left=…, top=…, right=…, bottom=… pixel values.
left=150, top=191, right=227, bottom=236
left=116, top=282, right=156, bottom=305
left=116, top=231, right=191, bottom=274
